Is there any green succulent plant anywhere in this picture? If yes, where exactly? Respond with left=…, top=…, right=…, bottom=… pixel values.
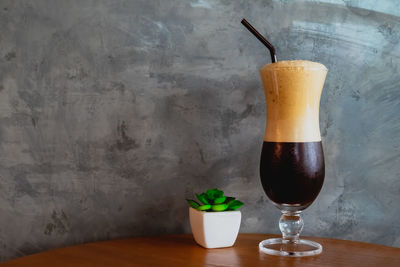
left=186, top=188, right=244, bottom=212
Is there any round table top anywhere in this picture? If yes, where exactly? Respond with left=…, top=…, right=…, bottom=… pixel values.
left=1, top=234, right=399, bottom=266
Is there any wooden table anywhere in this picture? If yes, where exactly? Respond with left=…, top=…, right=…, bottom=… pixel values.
left=1, top=234, right=399, bottom=266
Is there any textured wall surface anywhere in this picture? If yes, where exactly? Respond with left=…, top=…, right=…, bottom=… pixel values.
left=0, top=0, right=399, bottom=261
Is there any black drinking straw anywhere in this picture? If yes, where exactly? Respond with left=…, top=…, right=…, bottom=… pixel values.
left=241, top=18, right=277, bottom=63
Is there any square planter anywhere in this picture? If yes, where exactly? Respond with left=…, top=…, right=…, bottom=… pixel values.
left=189, top=207, right=241, bottom=248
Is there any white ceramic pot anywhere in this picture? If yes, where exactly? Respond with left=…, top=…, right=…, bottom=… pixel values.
left=189, top=207, right=241, bottom=248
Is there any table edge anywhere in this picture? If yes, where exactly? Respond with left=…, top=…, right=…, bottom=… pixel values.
left=2, top=233, right=399, bottom=265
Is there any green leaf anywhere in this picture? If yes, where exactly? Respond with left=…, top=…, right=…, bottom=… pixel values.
left=206, top=188, right=224, bottom=200
left=197, top=204, right=211, bottom=211
left=214, top=196, right=226, bottom=204
left=186, top=199, right=200, bottom=209
left=196, top=193, right=209, bottom=205
left=226, top=197, right=236, bottom=205
left=214, top=189, right=224, bottom=198
left=211, top=204, right=229, bottom=211
left=228, top=200, right=244, bottom=210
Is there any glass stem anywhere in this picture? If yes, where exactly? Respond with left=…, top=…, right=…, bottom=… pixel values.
left=279, top=211, right=304, bottom=244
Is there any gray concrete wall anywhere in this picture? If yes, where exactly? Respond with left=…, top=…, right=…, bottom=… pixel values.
left=0, top=0, right=399, bottom=261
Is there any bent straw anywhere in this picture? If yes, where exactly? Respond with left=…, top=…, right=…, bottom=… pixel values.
left=241, top=18, right=277, bottom=63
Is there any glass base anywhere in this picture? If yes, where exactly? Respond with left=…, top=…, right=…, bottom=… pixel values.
left=259, top=238, right=322, bottom=257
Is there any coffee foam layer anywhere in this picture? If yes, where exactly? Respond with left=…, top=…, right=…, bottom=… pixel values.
left=260, top=60, right=327, bottom=142
left=261, top=60, right=328, bottom=71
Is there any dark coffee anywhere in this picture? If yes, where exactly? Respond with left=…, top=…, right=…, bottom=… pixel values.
left=260, top=141, right=324, bottom=207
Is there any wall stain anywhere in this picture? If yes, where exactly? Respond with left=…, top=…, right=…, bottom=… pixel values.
left=331, top=195, right=358, bottom=235
left=145, top=138, right=152, bottom=147
left=110, top=121, right=139, bottom=152
left=195, top=142, right=206, bottom=164
left=220, top=104, right=256, bottom=138
left=109, top=81, right=126, bottom=93
left=13, top=172, right=38, bottom=198
left=31, top=117, right=37, bottom=128
left=44, top=210, right=69, bottom=236
left=351, top=89, right=361, bottom=101
left=378, top=22, right=400, bottom=44
left=66, top=65, right=88, bottom=80
left=4, top=51, right=16, bottom=61
left=17, top=90, right=43, bottom=110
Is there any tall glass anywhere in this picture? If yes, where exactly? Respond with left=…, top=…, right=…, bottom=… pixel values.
left=258, top=60, right=328, bottom=257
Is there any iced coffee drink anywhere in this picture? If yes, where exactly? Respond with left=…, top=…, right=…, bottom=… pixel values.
left=258, top=60, right=328, bottom=256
